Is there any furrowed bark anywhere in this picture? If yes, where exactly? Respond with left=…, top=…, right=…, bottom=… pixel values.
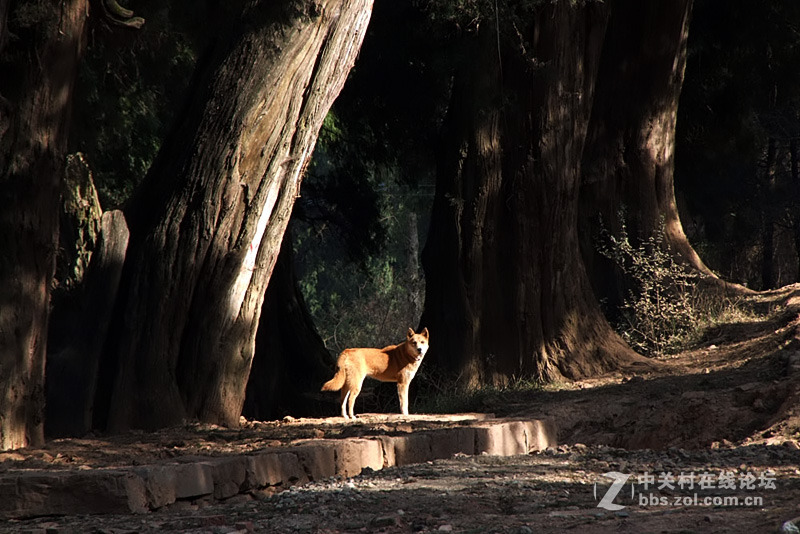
left=0, top=0, right=89, bottom=450
left=103, top=0, right=373, bottom=431
left=422, top=1, right=647, bottom=387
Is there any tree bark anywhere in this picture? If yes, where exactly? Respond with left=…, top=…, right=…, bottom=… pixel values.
left=421, top=1, right=647, bottom=387
left=0, top=0, right=89, bottom=450
left=47, top=209, right=129, bottom=437
left=578, top=0, right=721, bottom=307
left=791, top=138, right=800, bottom=280
left=760, top=137, right=777, bottom=289
left=102, top=0, right=372, bottom=431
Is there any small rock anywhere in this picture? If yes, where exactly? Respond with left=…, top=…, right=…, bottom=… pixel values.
left=438, top=525, right=453, bottom=532
left=782, top=517, right=800, bottom=533
left=371, top=516, right=399, bottom=528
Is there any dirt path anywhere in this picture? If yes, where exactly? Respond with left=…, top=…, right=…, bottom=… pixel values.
left=3, top=286, right=800, bottom=532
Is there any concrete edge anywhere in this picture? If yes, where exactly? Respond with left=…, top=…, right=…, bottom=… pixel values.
left=0, top=417, right=556, bottom=519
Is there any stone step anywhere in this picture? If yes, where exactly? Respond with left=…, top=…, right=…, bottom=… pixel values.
left=0, top=416, right=556, bottom=519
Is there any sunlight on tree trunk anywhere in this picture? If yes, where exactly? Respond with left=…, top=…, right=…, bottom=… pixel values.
left=578, top=0, right=727, bottom=310
left=422, top=2, right=648, bottom=387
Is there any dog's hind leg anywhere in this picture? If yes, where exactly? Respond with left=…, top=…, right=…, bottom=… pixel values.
left=340, top=390, right=350, bottom=419
left=345, top=378, right=364, bottom=419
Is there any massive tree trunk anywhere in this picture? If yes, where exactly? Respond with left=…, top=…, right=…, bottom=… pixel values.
left=579, top=0, right=721, bottom=305
left=421, top=1, right=647, bottom=387
left=101, top=0, right=372, bottom=431
left=47, top=205, right=129, bottom=438
left=0, top=0, right=89, bottom=450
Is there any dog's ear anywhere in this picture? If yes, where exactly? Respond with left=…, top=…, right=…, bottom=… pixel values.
left=407, top=327, right=414, bottom=339
left=422, top=327, right=429, bottom=339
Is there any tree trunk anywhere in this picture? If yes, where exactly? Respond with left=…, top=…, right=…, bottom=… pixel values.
left=421, top=1, right=647, bottom=387
left=243, top=227, right=332, bottom=420
left=0, top=0, right=89, bottom=450
left=760, top=137, right=777, bottom=289
left=791, top=138, right=800, bottom=280
left=47, top=209, right=129, bottom=437
left=578, top=0, right=719, bottom=307
left=405, top=212, right=423, bottom=323
left=102, top=0, right=372, bottom=431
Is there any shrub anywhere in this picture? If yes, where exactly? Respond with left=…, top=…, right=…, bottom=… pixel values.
left=597, top=219, right=702, bottom=356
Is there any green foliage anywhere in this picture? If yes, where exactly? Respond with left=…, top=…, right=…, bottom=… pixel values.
left=292, top=0, right=444, bottom=357
left=69, top=5, right=199, bottom=208
left=293, top=173, right=428, bottom=354
left=676, top=0, right=800, bottom=288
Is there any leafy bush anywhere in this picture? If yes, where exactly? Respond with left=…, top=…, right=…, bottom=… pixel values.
left=597, top=218, right=765, bottom=356
left=597, top=219, right=702, bottom=356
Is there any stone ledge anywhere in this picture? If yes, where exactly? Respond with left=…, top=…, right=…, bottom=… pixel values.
left=0, top=416, right=556, bottom=519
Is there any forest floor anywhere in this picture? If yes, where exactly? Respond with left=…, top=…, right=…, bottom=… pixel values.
left=3, top=285, right=800, bottom=533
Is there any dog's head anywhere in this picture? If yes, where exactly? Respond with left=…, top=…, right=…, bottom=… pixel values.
left=406, top=327, right=430, bottom=360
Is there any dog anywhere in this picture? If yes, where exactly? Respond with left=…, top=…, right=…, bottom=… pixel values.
left=321, top=327, right=430, bottom=419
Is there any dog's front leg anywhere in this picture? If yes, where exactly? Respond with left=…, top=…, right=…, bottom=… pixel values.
left=397, top=382, right=410, bottom=415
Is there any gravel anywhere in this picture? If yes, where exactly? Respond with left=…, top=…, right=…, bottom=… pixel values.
left=5, top=443, right=799, bottom=534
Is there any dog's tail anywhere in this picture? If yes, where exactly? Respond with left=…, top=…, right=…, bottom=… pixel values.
left=321, top=367, right=345, bottom=392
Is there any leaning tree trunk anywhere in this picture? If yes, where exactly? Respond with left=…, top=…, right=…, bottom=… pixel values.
left=421, top=1, right=647, bottom=387
left=578, top=0, right=724, bottom=305
left=102, top=0, right=372, bottom=431
left=0, top=0, right=89, bottom=450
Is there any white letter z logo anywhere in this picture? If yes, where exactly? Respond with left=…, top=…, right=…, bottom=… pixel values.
left=595, top=471, right=631, bottom=511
